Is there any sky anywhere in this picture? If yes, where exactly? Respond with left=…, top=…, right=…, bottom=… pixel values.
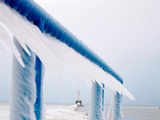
left=0, top=0, right=160, bottom=106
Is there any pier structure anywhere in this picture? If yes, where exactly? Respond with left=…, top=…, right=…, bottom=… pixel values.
left=0, top=0, right=133, bottom=120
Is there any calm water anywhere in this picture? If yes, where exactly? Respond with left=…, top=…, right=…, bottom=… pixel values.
left=0, top=104, right=160, bottom=120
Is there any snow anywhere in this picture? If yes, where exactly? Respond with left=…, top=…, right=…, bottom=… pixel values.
left=46, top=105, right=88, bottom=120
left=1, top=104, right=160, bottom=120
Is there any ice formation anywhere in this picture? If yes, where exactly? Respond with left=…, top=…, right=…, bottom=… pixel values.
left=89, top=81, right=104, bottom=120
left=11, top=40, right=37, bottom=120
left=0, top=1, right=135, bottom=120
left=0, top=2, right=134, bottom=99
left=107, top=92, right=122, bottom=120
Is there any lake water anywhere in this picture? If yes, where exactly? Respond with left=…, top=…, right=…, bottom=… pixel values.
left=0, top=104, right=160, bottom=120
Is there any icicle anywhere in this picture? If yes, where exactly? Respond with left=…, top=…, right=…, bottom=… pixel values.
left=0, top=22, right=30, bottom=67
left=89, top=81, right=105, bottom=120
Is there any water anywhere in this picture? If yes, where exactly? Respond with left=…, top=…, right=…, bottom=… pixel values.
left=0, top=104, right=160, bottom=120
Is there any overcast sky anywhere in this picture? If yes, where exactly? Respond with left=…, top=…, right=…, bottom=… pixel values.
left=0, top=0, right=160, bottom=105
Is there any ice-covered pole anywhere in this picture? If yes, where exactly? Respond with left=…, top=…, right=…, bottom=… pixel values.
left=10, top=39, right=44, bottom=120
left=112, top=92, right=122, bottom=120
left=108, top=92, right=122, bottom=120
left=89, top=81, right=104, bottom=120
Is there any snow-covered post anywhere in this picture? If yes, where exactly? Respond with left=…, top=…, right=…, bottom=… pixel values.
left=109, top=92, right=122, bottom=120
left=89, top=81, right=105, bottom=120
left=10, top=40, right=44, bottom=120
left=113, top=92, right=122, bottom=120
left=102, top=84, right=105, bottom=118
